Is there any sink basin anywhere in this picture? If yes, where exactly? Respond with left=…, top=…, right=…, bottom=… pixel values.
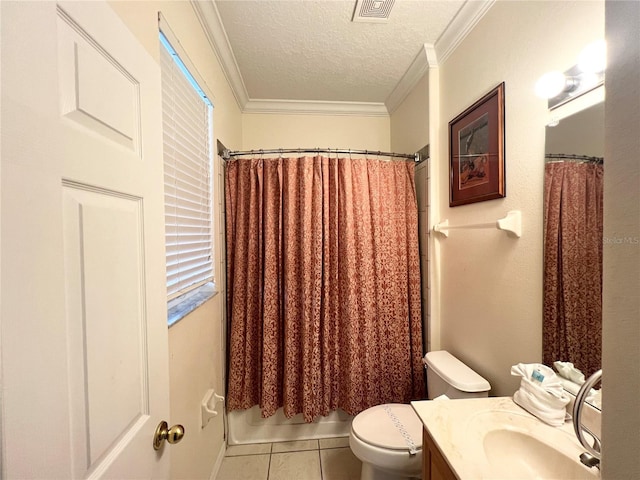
left=466, top=409, right=599, bottom=479
left=483, top=428, right=598, bottom=479
left=412, top=397, right=601, bottom=479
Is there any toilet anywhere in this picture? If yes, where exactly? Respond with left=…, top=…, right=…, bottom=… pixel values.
left=349, top=350, right=491, bottom=480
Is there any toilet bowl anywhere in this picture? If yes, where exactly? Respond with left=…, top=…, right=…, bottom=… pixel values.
left=349, top=350, right=491, bottom=480
left=349, top=404, right=422, bottom=480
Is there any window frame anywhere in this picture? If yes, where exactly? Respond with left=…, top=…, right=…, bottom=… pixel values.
left=159, top=15, right=218, bottom=326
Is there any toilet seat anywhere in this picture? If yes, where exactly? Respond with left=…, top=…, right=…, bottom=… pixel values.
left=351, top=404, right=422, bottom=453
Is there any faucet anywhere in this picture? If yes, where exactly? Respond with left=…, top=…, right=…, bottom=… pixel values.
left=572, top=369, right=602, bottom=469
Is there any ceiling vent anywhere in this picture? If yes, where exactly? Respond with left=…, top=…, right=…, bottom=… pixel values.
left=352, top=0, right=395, bottom=23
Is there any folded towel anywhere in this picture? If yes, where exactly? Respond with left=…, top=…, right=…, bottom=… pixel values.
left=511, top=363, right=570, bottom=427
left=558, top=377, right=581, bottom=396
left=558, top=377, right=601, bottom=408
left=511, top=363, right=564, bottom=397
left=586, top=388, right=602, bottom=409
left=553, top=361, right=586, bottom=385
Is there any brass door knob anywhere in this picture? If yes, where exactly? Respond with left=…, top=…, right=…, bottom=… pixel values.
left=153, top=420, right=185, bottom=450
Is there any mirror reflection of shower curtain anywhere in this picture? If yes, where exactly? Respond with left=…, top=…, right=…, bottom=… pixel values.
left=224, top=156, right=424, bottom=422
left=543, top=158, right=603, bottom=378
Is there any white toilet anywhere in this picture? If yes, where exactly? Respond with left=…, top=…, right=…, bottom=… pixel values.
left=349, top=350, right=491, bottom=480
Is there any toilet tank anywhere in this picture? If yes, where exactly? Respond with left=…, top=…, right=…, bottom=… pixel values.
left=424, top=351, right=491, bottom=399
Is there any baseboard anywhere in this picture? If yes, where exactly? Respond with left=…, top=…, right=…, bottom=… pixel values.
left=209, top=442, right=226, bottom=480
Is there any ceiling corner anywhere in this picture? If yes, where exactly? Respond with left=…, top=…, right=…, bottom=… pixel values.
left=434, top=0, right=496, bottom=65
left=190, top=0, right=249, bottom=110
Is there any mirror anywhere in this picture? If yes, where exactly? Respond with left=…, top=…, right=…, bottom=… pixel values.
left=542, top=96, right=604, bottom=406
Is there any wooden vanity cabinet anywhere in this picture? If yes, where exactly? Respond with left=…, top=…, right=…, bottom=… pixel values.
left=423, top=427, right=458, bottom=480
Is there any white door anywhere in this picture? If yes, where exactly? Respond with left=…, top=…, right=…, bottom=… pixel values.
left=1, top=1, right=172, bottom=478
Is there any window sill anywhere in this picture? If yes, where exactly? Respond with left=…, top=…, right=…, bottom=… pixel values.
left=168, top=282, right=217, bottom=327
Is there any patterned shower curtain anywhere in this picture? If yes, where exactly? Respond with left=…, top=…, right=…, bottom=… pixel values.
left=224, top=156, right=424, bottom=422
left=543, top=159, right=603, bottom=378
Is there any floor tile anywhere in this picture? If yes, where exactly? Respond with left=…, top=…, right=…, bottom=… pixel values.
left=319, top=436, right=350, bottom=449
left=225, top=443, right=272, bottom=457
left=271, top=439, right=319, bottom=453
left=269, top=450, right=322, bottom=480
left=216, top=454, right=270, bottom=480
left=320, top=447, right=362, bottom=480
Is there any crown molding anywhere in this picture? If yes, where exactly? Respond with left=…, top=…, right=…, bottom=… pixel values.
left=243, top=99, right=389, bottom=117
left=191, top=0, right=494, bottom=117
left=435, top=0, right=496, bottom=65
left=385, top=44, right=438, bottom=115
left=190, top=0, right=249, bottom=110
left=190, top=1, right=387, bottom=116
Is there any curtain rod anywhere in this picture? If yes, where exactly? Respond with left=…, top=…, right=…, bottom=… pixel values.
left=220, top=147, right=421, bottom=163
left=545, top=153, right=603, bottom=164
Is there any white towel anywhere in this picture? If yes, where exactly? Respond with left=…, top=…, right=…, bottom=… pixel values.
left=587, top=388, right=602, bottom=409
left=556, top=370, right=602, bottom=411
left=553, top=361, right=586, bottom=385
left=511, top=363, right=564, bottom=397
left=511, top=363, right=570, bottom=427
left=558, top=377, right=581, bottom=396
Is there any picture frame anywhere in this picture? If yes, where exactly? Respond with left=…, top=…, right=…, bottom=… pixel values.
left=449, top=82, right=505, bottom=207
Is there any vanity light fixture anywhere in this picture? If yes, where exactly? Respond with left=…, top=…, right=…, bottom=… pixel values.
left=578, top=39, right=607, bottom=74
left=536, top=40, right=606, bottom=110
left=535, top=71, right=579, bottom=99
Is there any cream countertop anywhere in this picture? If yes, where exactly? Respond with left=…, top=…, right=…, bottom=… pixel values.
left=411, top=396, right=600, bottom=479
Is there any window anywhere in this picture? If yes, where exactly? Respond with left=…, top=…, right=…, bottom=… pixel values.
left=160, top=32, right=214, bottom=313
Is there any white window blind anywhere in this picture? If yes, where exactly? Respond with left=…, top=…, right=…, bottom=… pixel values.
left=161, top=34, right=213, bottom=300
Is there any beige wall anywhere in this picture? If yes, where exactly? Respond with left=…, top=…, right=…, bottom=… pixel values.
left=242, top=113, right=390, bottom=151
left=390, top=71, right=431, bottom=351
left=390, top=72, right=430, bottom=155
left=602, top=1, right=640, bottom=477
left=109, top=2, right=242, bottom=478
left=432, top=1, right=604, bottom=396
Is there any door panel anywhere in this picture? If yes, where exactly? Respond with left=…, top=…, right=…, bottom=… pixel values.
left=63, top=184, right=151, bottom=476
left=1, top=2, right=170, bottom=478
left=57, top=10, right=141, bottom=153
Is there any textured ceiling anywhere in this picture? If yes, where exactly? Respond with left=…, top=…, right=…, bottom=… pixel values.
left=214, top=0, right=467, bottom=104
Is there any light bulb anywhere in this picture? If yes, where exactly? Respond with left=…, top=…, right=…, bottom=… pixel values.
left=578, top=40, right=606, bottom=74
left=535, top=71, right=567, bottom=99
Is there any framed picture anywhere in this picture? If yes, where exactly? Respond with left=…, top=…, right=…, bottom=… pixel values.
left=449, top=82, right=505, bottom=207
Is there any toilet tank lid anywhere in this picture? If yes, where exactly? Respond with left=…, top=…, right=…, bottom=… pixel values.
left=424, top=351, right=491, bottom=393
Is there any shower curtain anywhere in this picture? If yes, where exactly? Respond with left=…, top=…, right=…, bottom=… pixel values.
left=225, top=156, right=424, bottom=422
left=543, top=159, right=603, bottom=378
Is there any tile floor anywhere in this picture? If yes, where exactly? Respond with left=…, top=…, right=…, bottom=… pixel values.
left=217, top=437, right=362, bottom=480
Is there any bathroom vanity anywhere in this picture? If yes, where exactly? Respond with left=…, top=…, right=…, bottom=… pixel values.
left=411, top=397, right=600, bottom=479
left=422, top=427, right=456, bottom=480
